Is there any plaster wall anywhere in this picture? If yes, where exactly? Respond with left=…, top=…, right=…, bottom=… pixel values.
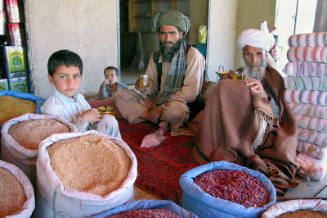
left=189, top=0, right=208, bottom=44
left=25, top=0, right=118, bottom=98
left=24, top=0, right=277, bottom=94
left=234, top=0, right=276, bottom=68
left=206, top=0, right=237, bottom=82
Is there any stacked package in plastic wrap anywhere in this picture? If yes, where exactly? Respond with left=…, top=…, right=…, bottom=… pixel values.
left=283, top=32, right=327, bottom=181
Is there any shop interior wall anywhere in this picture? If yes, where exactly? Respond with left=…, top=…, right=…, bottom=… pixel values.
left=189, top=0, right=208, bottom=44
left=24, top=0, right=118, bottom=98
left=233, top=0, right=276, bottom=69
left=206, top=0, right=238, bottom=82
left=24, top=0, right=277, bottom=96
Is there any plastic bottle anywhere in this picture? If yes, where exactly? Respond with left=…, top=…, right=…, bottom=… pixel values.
left=270, top=27, right=279, bottom=61
left=271, top=27, right=279, bottom=44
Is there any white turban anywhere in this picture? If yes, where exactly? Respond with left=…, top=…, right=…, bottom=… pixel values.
left=237, top=28, right=275, bottom=51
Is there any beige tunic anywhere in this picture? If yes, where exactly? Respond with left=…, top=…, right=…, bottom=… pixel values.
left=114, top=46, right=205, bottom=130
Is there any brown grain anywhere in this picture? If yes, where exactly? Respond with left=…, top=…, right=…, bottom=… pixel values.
left=0, top=96, right=36, bottom=124
left=0, top=167, right=26, bottom=218
left=9, top=119, right=71, bottom=149
left=278, top=210, right=327, bottom=217
left=48, top=134, right=131, bottom=196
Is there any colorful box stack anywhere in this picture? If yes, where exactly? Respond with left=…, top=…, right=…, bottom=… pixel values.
left=3, top=45, right=28, bottom=92
left=6, top=0, right=24, bottom=46
left=283, top=32, right=327, bottom=181
left=1, top=0, right=29, bottom=93
left=0, top=0, right=5, bottom=35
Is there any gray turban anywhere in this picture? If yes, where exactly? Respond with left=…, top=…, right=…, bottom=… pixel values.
left=237, top=28, right=275, bottom=51
left=153, top=10, right=190, bottom=34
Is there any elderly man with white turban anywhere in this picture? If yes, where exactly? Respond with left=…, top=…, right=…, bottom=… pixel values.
left=192, top=25, right=299, bottom=196
left=114, top=10, right=205, bottom=134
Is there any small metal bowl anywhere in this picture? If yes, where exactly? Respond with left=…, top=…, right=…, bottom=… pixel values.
left=98, top=106, right=115, bottom=115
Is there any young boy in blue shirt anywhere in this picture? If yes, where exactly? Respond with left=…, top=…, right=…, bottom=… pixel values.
left=41, top=49, right=121, bottom=138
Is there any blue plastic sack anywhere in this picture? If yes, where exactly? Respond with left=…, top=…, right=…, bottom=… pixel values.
left=180, top=161, right=277, bottom=218
left=92, top=200, right=197, bottom=218
left=0, top=90, right=45, bottom=137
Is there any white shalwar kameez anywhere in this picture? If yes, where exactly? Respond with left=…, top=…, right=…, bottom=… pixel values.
left=41, top=89, right=121, bottom=139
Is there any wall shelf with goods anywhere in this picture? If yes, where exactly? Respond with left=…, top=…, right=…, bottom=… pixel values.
left=128, top=0, right=189, bottom=32
left=0, top=0, right=30, bottom=93
left=121, top=0, right=190, bottom=71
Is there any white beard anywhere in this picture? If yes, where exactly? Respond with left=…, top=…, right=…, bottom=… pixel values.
left=241, top=59, right=267, bottom=81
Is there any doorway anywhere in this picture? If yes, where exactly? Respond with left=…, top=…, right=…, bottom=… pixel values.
left=275, top=0, right=317, bottom=72
left=118, top=0, right=208, bottom=85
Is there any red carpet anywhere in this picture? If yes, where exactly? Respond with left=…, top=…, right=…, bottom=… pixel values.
left=119, top=119, right=199, bottom=202
left=88, top=98, right=199, bottom=202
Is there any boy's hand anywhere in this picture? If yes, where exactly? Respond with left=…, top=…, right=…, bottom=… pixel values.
left=101, top=80, right=110, bottom=89
left=81, top=108, right=101, bottom=123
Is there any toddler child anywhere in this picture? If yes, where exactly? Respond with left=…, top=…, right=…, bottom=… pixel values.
left=98, top=66, right=128, bottom=98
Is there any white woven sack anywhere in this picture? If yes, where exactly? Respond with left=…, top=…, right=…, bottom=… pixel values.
left=262, top=199, right=327, bottom=217
left=0, top=160, right=35, bottom=218
left=34, top=130, right=137, bottom=218
left=1, top=113, right=77, bottom=183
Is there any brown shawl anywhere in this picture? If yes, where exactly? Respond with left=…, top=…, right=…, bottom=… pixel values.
left=192, top=66, right=299, bottom=196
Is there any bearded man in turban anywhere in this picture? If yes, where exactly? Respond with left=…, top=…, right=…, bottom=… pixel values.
left=114, top=10, right=205, bottom=134
left=192, top=25, right=299, bottom=196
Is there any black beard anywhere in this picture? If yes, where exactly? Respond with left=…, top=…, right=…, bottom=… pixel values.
left=159, top=39, right=182, bottom=62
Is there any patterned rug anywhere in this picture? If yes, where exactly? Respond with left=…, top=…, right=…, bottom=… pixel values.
left=119, top=119, right=199, bottom=202
left=88, top=98, right=199, bottom=202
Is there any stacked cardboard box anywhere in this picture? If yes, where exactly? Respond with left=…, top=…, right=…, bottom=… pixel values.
left=3, top=45, right=28, bottom=92
left=6, top=0, right=24, bottom=46
left=0, top=78, right=8, bottom=91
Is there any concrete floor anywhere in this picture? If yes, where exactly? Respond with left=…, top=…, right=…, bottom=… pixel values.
left=134, top=184, right=163, bottom=201
left=281, top=175, right=327, bottom=200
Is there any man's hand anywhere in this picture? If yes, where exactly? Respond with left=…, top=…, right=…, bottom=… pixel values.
left=81, top=108, right=101, bottom=123
left=149, top=105, right=163, bottom=123
left=245, top=78, right=267, bottom=98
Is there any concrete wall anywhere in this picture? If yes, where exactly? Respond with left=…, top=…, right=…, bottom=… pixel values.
left=24, top=0, right=278, bottom=94
left=206, top=0, right=238, bottom=82
left=25, top=0, right=118, bottom=98
left=189, top=0, right=208, bottom=44
left=234, top=0, right=276, bottom=68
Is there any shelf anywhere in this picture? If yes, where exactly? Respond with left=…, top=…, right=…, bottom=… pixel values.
left=134, top=15, right=152, bottom=18
left=133, top=0, right=151, bottom=3
left=129, top=0, right=181, bottom=32
left=134, top=0, right=174, bottom=3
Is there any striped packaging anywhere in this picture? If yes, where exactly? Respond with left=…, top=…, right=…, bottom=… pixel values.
left=5, top=0, right=20, bottom=23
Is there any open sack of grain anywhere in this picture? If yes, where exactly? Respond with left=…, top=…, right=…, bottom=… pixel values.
left=0, top=91, right=45, bottom=157
left=1, top=113, right=77, bottom=184
left=35, top=131, right=137, bottom=218
left=0, top=90, right=45, bottom=126
left=262, top=199, right=327, bottom=217
left=92, top=200, right=198, bottom=218
left=0, top=160, right=35, bottom=218
left=180, top=161, right=277, bottom=218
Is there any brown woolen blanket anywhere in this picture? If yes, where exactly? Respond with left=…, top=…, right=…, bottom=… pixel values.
left=192, top=67, right=299, bottom=195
